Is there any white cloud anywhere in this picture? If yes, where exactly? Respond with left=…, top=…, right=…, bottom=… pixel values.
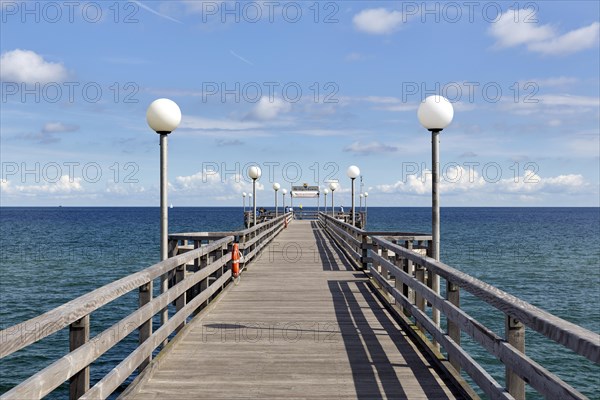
left=490, top=9, right=554, bottom=48
left=526, top=76, right=579, bottom=88
left=180, top=116, right=264, bottom=131
left=375, top=168, right=587, bottom=197
left=353, top=8, right=405, bottom=35
left=0, top=49, right=68, bottom=84
left=2, top=176, right=83, bottom=195
left=173, top=168, right=263, bottom=196
left=489, top=10, right=599, bottom=55
left=42, top=122, right=79, bottom=133
left=345, top=52, right=365, bottom=61
left=528, top=22, right=600, bottom=55
left=289, top=129, right=352, bottom=137
left=538, top=94, right=599, bottom=107
left=339, top=95, right=419, bottom=112
left=105, top=183, right=147, bottom=195
left=245, top=97, right=292, bottom=121
left=344, top=141, right=399, bottom=155
left=501, top=94, right=600, bottom=115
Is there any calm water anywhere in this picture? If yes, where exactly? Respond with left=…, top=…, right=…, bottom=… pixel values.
left=1, top=207, right=599, bottom=398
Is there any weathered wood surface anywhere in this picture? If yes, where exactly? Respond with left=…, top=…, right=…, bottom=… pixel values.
left=0, top=236, right=234, bottom=359
left=123, top=220, right=465, bottom=399
left=369, top=236, right=600, bottom=364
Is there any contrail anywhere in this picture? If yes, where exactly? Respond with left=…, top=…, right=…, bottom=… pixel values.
left=133, top=1, right=183, bottom=24
left=230, top=50, right=254, bottom=66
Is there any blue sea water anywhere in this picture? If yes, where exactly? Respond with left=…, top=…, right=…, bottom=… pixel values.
left=1, top=207, right=599, bottom=399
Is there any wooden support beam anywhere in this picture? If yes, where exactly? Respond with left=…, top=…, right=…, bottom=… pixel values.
left=506, top=315, right=526, bottom=400
left=138, top=282, right=152, bottom=372
left=69, top=315, right=89, bottom=400
left=447, top=280, right=461, bottom=372
left=175, top=265, right=186, bottom=333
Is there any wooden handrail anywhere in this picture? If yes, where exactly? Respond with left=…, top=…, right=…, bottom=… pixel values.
left=0, top=236, right=233, bottom=359
left=1, top=212, right=293, bottom=400
left=371, top=236, right=600, bottom=363
left=318, top=211, right=600, bottom=400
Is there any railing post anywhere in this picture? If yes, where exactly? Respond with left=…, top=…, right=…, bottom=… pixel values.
left=69, top=315, right=89, bottom=400
left=505, top=316, right=526, bottom=400
left=447, top=280, right=461, bottom=372
left=392, top=245, right=403, bottom=308
left=199, top=250, right=209, bottom=310
left=404, top=240, right=415, bottom=315
left=175, top=263, right=186, bottom=333
left=414, top=263, right=426, bottom=333
left=361, top=234, right=370, bottom=270
left=218, top=243, right=226, bottom=290
left=138, top=282, right=152, bottom=372
left=380, top=246, right=391, bottom=301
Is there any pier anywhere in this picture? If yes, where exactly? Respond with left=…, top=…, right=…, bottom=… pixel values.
left=1, top=213, right=599, bottom=399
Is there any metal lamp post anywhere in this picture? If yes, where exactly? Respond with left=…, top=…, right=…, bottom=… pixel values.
left=248, top=166, right=262, bottom=227
left=273, top=183, right=280, bottom=217
left=417, top=95, right=454, bottom=332
left=329, top=182, right=337, bottom=217
left=323, top=188, right=329, bottom=214
left=282, top=188, right=287, bottom=212
left=360, top=193, right=363, bottom=211
left=146, top=98, right=182, bottom=329
left=347, top=166, right=360, bottom=226
left=242, top=192, right=247, bottom=213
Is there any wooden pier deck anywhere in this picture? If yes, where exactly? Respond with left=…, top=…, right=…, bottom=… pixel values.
left=4, top=213, right=597, bottom=400
left=123, top=220, right=464, bottom=399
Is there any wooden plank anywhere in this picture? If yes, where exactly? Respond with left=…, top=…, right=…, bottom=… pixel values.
left=0, top=236, right=234, bottom=359
left=138, top=282, right=152, bottom=372
left=81, top=272, right=232, bottom=400
left=122, top=220, right=465, bottom=400
left=0, top=256, right=230, bottom=400
left=505, top=316, right=525, bottom=400
left=370, top=251, right=588, bottom=400
left=370, top=266, right=512, bottom=400
left=69, top=316, right=90, bottom=400
left=370, top=236, right=600, bottom=363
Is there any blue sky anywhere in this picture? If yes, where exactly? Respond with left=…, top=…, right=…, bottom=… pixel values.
left=1, top=1, right=599, bottom=206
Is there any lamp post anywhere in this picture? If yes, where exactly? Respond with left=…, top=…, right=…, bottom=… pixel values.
left=248, top=166, right=262, bottom=226
left=347, top=166, right=360, bottom=226
left=273, top=183, right=280, bottom=217
left=282, top=188, right=287, bottom=212
left=417, top=94, right=454, bottom=333
left=329, top=182, right=337, bottom=217
left=323, top=188, right=329, bottom=214
left=242, top=192, right=247, bottom=213
left=146, top=98, right=181, bottom=330
left=360, top=193, right=364, bottom=211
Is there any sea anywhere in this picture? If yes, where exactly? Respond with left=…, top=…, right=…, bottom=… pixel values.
left=1, top=207, right=599, bottom=399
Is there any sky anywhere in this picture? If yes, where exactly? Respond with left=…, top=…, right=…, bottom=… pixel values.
left=0, top=0, right=599, bottom=207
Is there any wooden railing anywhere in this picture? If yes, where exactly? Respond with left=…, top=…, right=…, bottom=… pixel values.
left=319, top=212, right=600, bottom=400
left=169, top=212, right=293, bottom=273
left=0, top=213, right=292, bottom=400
